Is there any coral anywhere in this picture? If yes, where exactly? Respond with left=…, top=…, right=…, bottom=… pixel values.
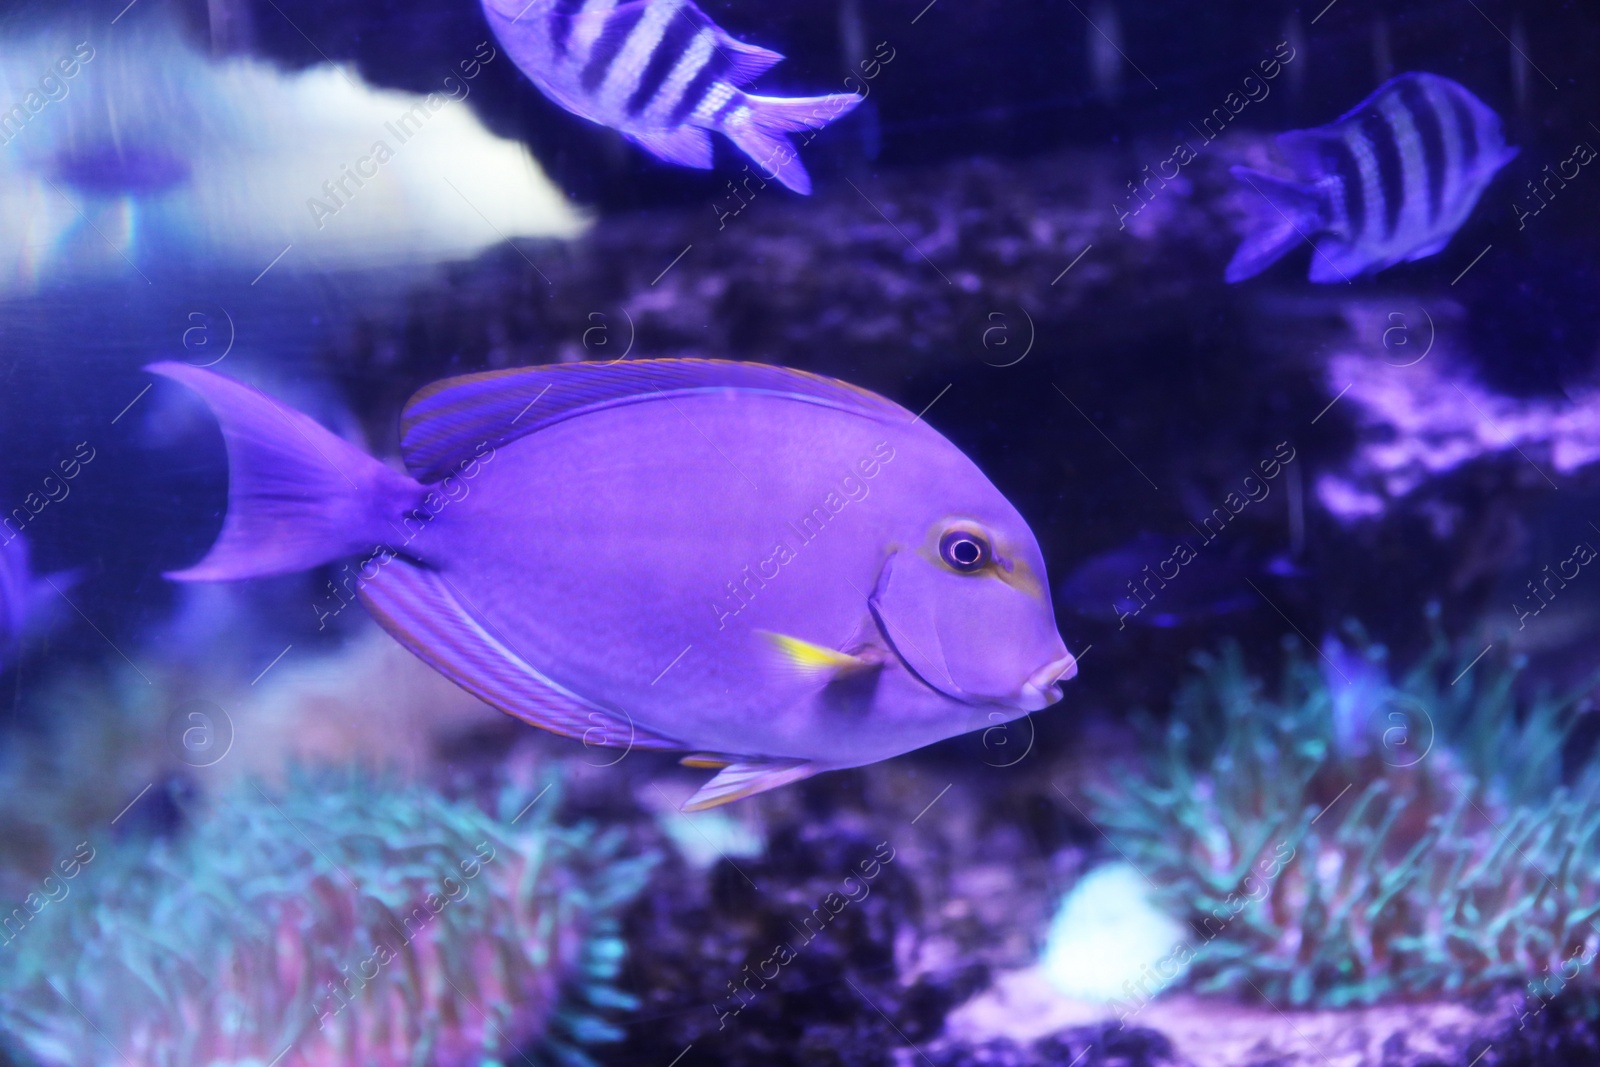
left=0, top=665, right=179, bottom=898
left=1040, top=863, right=1188, bottom=1002
left=1090, top=612, right=1600, bottom=1008
left=615, top=817, right=953, bottom=1066
left=611, top=761, right=1055, bottom=1067
left=1030, top=1025, right=1177, bottom=1067
left=321, top=144, right=1244, bottom=433
left=945, top=965, right=1509, bottom=1067
left=0, top=624, right=505, bottom=901
left=1481, top=987, right=1600, bottom=1067
left=0, top=771, right=653, bottom=1067
left=1315, top=346, right=1600, bottom=522
left=928, top=1026, right=1176, bottom=1067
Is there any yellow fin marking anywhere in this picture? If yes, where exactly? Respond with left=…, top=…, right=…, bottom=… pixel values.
left=759, top=631, right=879, bottom=678
left=680, top=754, right=732, bottom=769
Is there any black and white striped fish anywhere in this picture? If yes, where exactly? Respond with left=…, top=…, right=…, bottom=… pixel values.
left=1226, top=72, right=1517, bottom=283
left=482, top=0, right=861, bottom=193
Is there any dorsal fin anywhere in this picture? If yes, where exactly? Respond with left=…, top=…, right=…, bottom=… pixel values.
left=399, top=358, right=909, bottom=483
left=1275, top=129, right=1336, bottom=177
left=722, top=38, right=785, bottom=84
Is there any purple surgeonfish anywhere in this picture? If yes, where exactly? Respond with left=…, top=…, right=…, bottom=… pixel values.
left=149, top=359, right=1077, bottom=809
left=481, top=0, right=861, bottom=193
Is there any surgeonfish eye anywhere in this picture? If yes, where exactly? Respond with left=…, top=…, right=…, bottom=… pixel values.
left=939, top=528, right=991, bottom=573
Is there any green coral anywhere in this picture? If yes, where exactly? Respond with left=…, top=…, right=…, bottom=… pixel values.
left=0, top=771, right=654, bottom=1067
left=1091, top=614, right=1600, bottom=1008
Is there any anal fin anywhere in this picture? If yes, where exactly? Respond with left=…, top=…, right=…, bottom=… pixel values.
left=1404, top=234, right=1452, bottom=261
left=683, top=757, right=818, bottom=811
left=358, top=557, right=683, bottom=753
left=631, top=126, right=713, bottom=169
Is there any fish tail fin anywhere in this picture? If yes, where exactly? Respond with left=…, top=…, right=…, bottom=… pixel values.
left=148, top=362, right=424, bottom=581
left=1225, top=165, right=1323, bottom=283
left=722, top=91, right=863, bottom=195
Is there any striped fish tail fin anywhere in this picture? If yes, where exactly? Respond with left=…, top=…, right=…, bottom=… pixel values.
left=723, top=91, right=863, bottom=194
left=1225, top=165, right=1325, bottom=283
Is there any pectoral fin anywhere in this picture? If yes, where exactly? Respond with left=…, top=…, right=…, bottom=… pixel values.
left=683, top=757, right=818, bottom=811
left=760, top=631, right=882, bottom=682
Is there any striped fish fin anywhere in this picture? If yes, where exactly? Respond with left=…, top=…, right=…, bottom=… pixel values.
left=1225, top=166, right=1323, bottom=283
left=721, top=38, right=784, bottom=84
left=399, top=357, right=909, bottom=483
left=631, top=125, right=713, bottom=167
left=358, top=556, right=684, bottom=752
left=719, top=91, right=864, bottom=195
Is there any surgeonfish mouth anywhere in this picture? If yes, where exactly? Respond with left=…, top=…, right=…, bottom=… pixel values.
left=1225, top=72, right=1516, bottom=283
left=1018, top=653, right=1078, bottom=711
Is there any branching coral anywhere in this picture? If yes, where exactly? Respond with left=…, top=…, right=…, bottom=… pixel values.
left=1091, top=613, right=1600, bottom=1008
left=0, top=771, right=653, bottom=1067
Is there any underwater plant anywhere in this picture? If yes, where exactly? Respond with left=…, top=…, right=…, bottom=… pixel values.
left=1090, top=611, right=1600, bottom=1008
left=0, top=771, right=654, bottom=1067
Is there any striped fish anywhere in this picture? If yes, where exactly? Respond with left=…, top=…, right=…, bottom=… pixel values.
left=1226, top=72, right=1517, bottom=282
left=482, top=0, right=862, bottom=193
